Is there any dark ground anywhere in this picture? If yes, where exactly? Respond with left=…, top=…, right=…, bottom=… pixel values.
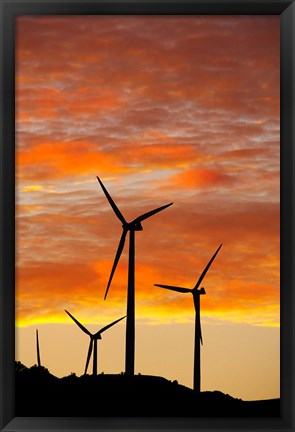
left=15, top=363, right=280, bottom=417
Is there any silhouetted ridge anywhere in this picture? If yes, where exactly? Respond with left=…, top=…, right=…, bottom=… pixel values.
left=15, top=362, right=279, bottom=417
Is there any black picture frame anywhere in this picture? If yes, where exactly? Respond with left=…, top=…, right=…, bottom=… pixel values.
left=0, top=0, right=294, bottom=431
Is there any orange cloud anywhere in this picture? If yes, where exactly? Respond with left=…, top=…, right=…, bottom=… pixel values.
left=15, top=15, right=280, bottom=330
left=16, top=140, right=132, bottom=180
left=169, top=168, right=233, bottom=189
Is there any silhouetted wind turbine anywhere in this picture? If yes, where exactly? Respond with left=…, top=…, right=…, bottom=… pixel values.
left=97, top=176, right=173, bottom=375
left=36, top=329, right=41, bottom=367
left=65, top=310, right=126, bottom=375
left=154, top=244, right=222, bottom=393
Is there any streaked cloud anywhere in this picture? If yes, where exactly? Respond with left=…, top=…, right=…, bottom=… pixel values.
left=15, top=15, right=279, bottom=330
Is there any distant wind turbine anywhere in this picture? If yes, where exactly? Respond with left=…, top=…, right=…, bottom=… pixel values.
left=36, top=329, right=41, bottom=367
left=97, top=176, right=173, bottom=375
left=65, top=310, right=126, bottom=375
left=154, top=244, right=222, bottom=393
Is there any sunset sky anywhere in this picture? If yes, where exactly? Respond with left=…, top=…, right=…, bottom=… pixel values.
left=15, top=15, right=280, bottom=401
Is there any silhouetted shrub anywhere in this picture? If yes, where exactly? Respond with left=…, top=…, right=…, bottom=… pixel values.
left=30, top=364, right=49, bottom=374
left=15, top=361, right=28, bottom=373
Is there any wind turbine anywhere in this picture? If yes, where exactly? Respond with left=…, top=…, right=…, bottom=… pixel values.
left=97, top=176, right=173, bottom=375
left=65, top=310, right=126, bottom=375
left=154, top=244, right=222, bottom=393
left=36, top=329, right=41, bottom=367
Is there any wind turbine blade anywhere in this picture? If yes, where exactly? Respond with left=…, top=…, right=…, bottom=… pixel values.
left=104, top=229, right=128, bottom=300
left=95, top=315, right=126, bottom=337
left=198, top=314, right=203, bottom=345
left=194, top=244, right=222, bottom=290
left=97, top=177, right=126, bottom=225
left=133, top=202, right=173, bottom=224
left=154, top=284, right=191, bottom=293
left=84, top=339, right=93, bottom=375
left=65, top=310, right=92, bottom=337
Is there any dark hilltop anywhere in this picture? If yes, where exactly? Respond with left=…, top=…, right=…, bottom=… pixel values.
left=15, top=362, right=280, bottom=417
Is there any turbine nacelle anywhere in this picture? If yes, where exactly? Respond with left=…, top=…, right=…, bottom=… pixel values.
left=124, top=221, right=143, bottom=231
left=92, top=333, right=102, bottom=340
left=193, top=287, right=206, bottom=295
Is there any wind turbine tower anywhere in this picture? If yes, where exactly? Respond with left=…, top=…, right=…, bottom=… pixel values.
left=65, top=310, right=126, bottom=375
left=154, top=244, right=222, bottom=393
left=36, top=329, right=41, bottom=367
left=97, top=177, right=173, bottom=375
